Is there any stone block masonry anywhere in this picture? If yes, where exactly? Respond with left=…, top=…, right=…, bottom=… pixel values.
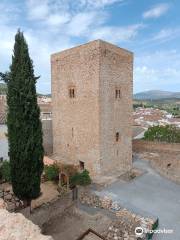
left=51, top=40, right=133, bottom=177
left=42, top=119, right=53, bottom=155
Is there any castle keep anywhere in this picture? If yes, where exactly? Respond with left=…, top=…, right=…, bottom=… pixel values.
left=51, top=40, right=133, bottom=176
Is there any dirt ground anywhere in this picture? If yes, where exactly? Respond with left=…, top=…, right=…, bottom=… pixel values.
left=32, top=181, right=59, bottom=209
left=43, top=206, right=112, bottom=240
left=0, top=181, right=60, bottom=210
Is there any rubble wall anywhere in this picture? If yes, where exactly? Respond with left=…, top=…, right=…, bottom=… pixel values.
left=133, top=140, right=180, bottom=183
left=133, top=140, right=180, bottom=153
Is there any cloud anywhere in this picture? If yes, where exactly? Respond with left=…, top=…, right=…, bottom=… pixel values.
left=26, top=0, right=49, bottom=21
left=0, top=24, right=17, bottom=69
left=79, top=0, right=124, bottom=8
left=134, top=50, right=180, bottom=92
left=26, top=0, right=72, bottom=29
left=26, top=0, right=123, bottom=26
left=0, top=0, right=147, bottom=93
left=46, top=14, right=71, bottom=26
left=143, top=3, right=170, bottom=19
left=90, top=24, right=143, bottom=43
left=24, top=29, right=73, bottom=93
left=152, top=28, right=180, bottom=42
left=66, top=11, right=107, bottom=37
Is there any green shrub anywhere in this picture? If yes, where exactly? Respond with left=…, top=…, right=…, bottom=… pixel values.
left=70, top=169, right=91, bottom=186
left=147, top=218, right=159, bottom=239
left=1, top=161, right=11, bottom=182
left=44, top=164, right=59, bottom=181
left=144, top=125, right=180, bottom=143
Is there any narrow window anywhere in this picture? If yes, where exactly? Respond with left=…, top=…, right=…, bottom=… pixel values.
left=115, top=89, right=118, bottom=99
left=72, top=127, right=74, bottom=137
left=69, top=88, right=75, bottom=98
left=115, top=89, right=121, bottom=99
left=116, top=132, right=119, bottom=142
left=79, top=161, right=85, bottom=170
left=72, top=89, right=75, bottom=98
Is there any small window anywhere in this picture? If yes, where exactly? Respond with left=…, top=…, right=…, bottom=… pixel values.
left=72, top=127, right=74, bottom=137
left=115, top=89, right=121, bottom=99
left=167, top=163, right=171, bottom=168
left=69, top=88, right=75, bottom=98
left=116, top=132, right=119, bottom=142
left=79, top=161, right=85, bottom=170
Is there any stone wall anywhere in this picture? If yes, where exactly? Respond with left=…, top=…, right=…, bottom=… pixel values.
left=51, top=39, right=133, bottom=176
left=133, top=139, right=180, bottom=153
left=99, top=41, right=133, bottom=173
left=42, top=119, right=53, bottom=155
left=79, top=191, right=156, bottom=240
left=133, top=140, right=180, bottom=183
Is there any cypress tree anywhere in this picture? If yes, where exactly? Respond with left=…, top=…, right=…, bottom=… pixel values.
left=2, top=30, right=44, bottom=205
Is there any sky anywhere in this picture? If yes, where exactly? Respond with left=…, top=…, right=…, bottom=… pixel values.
left=0, top=0, right=180, bottom=94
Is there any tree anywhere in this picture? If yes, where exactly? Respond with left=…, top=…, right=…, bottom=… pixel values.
left=144, top=125, right=180, bottom=143
left=1, top=30, right=44, bottom=206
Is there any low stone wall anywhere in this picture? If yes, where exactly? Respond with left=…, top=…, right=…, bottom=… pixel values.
left=80, top=191, right=156, bottom=240
left=133, top=140, right=180, bottom=184
left=133, top=140, right=180, bottom=153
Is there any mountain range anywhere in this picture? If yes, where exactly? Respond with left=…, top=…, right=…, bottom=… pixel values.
left=1, top=84, right=180, bottom=100
left=134, top=90, right=180, bottom=100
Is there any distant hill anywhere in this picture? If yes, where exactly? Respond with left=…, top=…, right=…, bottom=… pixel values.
left=134, top=90, right=180, bottom=100
left=38, top=93, right=51, bottom=97
left=0, top=83, right=7, bottom=94
left=0, top=83, right=51, bottom=97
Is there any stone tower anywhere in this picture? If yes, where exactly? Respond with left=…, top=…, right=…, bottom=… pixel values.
left=51, top=40, right=133, bottom=176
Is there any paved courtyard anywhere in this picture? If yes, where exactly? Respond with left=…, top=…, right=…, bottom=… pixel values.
left=96, top=155, right=180, bottom=240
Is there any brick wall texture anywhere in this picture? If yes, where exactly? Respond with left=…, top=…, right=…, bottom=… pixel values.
left=51, top=40, right=133, bottom=176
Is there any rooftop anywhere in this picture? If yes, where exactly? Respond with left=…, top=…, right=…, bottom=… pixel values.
left=51, top=39, right=133, bottom=59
